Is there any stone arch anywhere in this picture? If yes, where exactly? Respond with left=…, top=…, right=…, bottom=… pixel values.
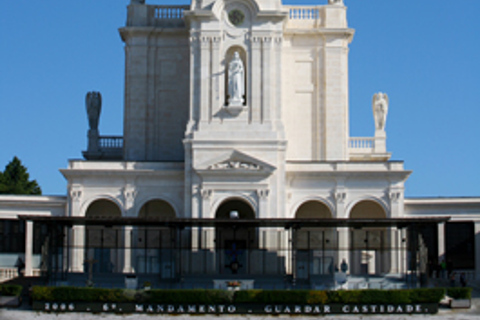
left=349, top=200, right=387, bottom=219
left=138, top=199, right=176, bottom=219
left=85, top=199, right=122, bottom=218
left=211, top=194, right=257, bottom=219
left=215, top=197, right=256, bottom=219
left=347, top=197, right=388, bottom=219
left=84, top=199, right=122, bottom=274
left=214, top=197, right=256, bottom=275
left=348, top=199, right=390, bottom=275
left=295, top=200, right=333, bottom=219
left=294, top=200, right=336, bottom=280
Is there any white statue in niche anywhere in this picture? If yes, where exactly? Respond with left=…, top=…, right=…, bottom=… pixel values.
left=372, top=92, right=389, bottom=131
left=228, top=52, right=245, bottom=106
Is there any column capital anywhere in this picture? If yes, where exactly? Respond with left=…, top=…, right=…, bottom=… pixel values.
left=257, top=189, right=270, bottom=200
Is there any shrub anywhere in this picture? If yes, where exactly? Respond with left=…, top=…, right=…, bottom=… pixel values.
left=0, top=285, right=23, bottom=297
left=408, top=288, right=445, bottom=303
left=30, top=287, right=447, bottom=304
left=447, top=288, right=472, bottom=300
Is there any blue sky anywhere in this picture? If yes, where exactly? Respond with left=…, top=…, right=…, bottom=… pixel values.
left=0, top=0, right=479, bottom=197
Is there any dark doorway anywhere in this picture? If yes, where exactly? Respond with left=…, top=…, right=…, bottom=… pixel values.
left=445, top=222, right=475, bottom=270
left=215, top=199, right=255, bottom=275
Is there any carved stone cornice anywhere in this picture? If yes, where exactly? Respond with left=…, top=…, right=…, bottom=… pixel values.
left=208, top=161, right=261, bottom=171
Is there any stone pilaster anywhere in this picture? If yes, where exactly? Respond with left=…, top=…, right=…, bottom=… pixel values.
left=24, top=221, right=33, bottom=277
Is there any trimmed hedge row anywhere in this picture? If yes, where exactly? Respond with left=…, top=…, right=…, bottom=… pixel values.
left=447, top=287, right=472, bottom=300
left=32, top=287, right=450, bottom=304
left=0, top=285, right=23, bottom=297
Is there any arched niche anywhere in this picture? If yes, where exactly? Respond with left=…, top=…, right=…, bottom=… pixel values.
left=224, top=46, right=247, bottom=106
left=349, top=200, right=390, bottom=275
left=138, top=199, right=176, bottom=219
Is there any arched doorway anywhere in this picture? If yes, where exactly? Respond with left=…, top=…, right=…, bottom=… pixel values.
left=85, top=199, right=122, bottom=274
left=215, top=199, right=255, bottom=275
left=135, top=200, right=176, bottom=277
left=349, top=200, right=390, bottom=275
left=294, top=201, right=335, bottom=282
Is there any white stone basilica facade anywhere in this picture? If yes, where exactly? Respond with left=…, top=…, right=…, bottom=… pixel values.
left=1, top=0, right=480, bottom=288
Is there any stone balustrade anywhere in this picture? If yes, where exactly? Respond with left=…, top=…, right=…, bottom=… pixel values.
left=349, top=137, right=375, bottom=150
left=99, top=136, right=124, bottom=149
left=285, top=6, right=323, bottom=29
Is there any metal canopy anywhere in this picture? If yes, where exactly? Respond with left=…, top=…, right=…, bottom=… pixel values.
left=18, top=215, right=450, bottom=229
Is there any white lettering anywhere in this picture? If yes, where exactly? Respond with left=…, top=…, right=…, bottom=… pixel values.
left=167, top=305, right=175, bottom=313
left=188, top=305, right=196, bottom=313
left=103, top=304, right=109, bottom=311
left=387, top=305, right=395, bottom=313
left=380, top=305, right=385, bottom=313
left=45, top=303, right=50, bottom=311
left=177, top=306, right=185, bottom=313
left=295, top=305, right=302, bottom=313
left=60, top=303, right=66, bottom=311
left=324, top=305, right=331, bottom=314
left=362, top=305, right=368, bottom=313
left=304, top=305, right=312, bottom=313
left=111, top=304, right=116, bottom=310
left=396, top=306, right=403, bottom=313
left=265, top=305, right=272, bottom=313
left=284, top=306, right=291, bottom=313
left=415, top=305, right=422, bottom=313
left=218, top=305, right=225, bottom=313
left=147, top=305, right=154, bottom=313
left=135, top=305, right=144, bottom=312
left=352, top=306, right=360, bottom=313
left=406, top=305, right=414, bottom=313
left=157, top=305, right=164, bottom=313
left=52, top=303, right=58, bottom=311
left=198, top=305, right=205, bottom=313
left=370, top=305, right=377, bottom=313
left=342, top=305, right=350, bottom=313
left=227, top=305, right=236, bottom=313
left=208, top=305, right=216, bottom=313
left=68, top=303, right=75, bottom=311
left=275, top=305, right=282, bottom=313
left=313, top=306, right=321, bottom=313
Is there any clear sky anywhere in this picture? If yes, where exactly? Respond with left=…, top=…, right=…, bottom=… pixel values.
left=0, top=0, right=479, bottom=197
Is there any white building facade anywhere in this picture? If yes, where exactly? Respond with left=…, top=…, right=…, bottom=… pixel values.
left=1, top=0, right=479, bottom=288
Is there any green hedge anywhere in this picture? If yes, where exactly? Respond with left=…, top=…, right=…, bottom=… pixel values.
left=32, top=287, right=446, bottom=304
left=0, top=285, right=23, bottom=297
left=447, top=287, right=472, bottom=300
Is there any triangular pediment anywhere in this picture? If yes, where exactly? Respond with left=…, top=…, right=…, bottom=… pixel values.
left=196, top=150, right=276, bottom=175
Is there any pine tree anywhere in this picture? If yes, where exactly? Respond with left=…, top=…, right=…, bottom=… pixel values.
left=0, top=156, right=42, bottom=195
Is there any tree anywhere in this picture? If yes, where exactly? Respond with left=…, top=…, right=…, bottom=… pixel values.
left=0, top=156, right=42, bottom=195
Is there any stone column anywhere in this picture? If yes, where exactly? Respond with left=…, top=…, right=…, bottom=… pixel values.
left=475, top=222, right=480, bottom=280
left=335, top=191, right=348, bottom=271
left=123, top=226, right=134, bottom=273
left=24, top=220, right=33, bottom=277
left=438, top=222, right=445, bottom=260
left=71, top=225, right=85, bottom=272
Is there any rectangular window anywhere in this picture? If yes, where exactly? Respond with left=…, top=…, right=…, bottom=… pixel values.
left=445, top=222, right=475, bottom=270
